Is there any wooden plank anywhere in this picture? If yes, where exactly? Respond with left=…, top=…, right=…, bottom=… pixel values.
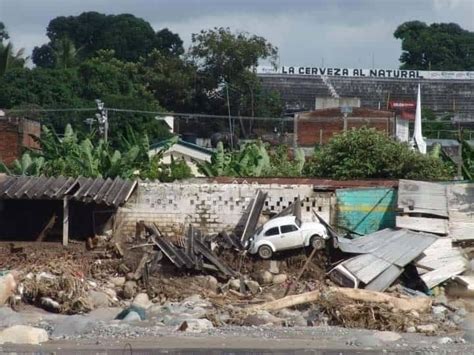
left=398, top=180, right=448, bottom=217
left=396, top=216, right=448, bottom=235
left=62, top=197, right=69, bottom=246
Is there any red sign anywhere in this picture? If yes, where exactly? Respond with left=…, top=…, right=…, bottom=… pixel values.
left=388, top=101, right=416, bottom=110
left=388, top=100, right=416, bottom=120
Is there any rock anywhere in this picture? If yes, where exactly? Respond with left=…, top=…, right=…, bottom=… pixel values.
left=243, top=311, right=282, bottom=326
left=177, top=319, right=214, bottom=333
left=122, top=311, right=142, bottom=322
left=456, top=307, right=468, bottom=318
left=115, top=305, right=146, bottom=321
left=132, top=293, right=152, bottom=309
left=374, top=331, right=402, bottom=342
left=272, top=274, right=288, bottom=285
left=432, top=305, right=447, bottom=321
left=0, top=272, right=17, bottom=305
left=0, top=325, right=48, bottom=345
left=269, top=260, right=279, bottom=274
left=254, top=271, right=273, bottom=285
left=196, top=276, right=219, bottom=293
left=245, top=280, right=260, bottom=294
left=123, top=281, right=138, bottom=299
left=110, top=277, right=126, bottom=287
left=437, top=337, right=453, bottom=345
left=229, top=278, right=241, bottom=291
left=406, top=326, right=416, bottom=333
left=88, top=290, right=109, bottom=308
left=416, top=324, right=438, bottom=334
left=40, top=297, right=61, bottom=312
left=462, top=313, right=474, bottom=342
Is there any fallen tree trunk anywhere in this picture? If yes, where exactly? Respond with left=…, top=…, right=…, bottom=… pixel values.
left=247, top=290, right=321, bottom=312
left=247, top=287, right=431, bottom=313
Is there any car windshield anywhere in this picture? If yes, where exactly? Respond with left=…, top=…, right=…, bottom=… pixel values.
left=254, top=225, right=263, bottom=236
left=295, top=218, right=302, bottom=227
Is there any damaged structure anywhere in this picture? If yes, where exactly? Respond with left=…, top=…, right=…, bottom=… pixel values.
left=0, top=175, right=137, bottom=245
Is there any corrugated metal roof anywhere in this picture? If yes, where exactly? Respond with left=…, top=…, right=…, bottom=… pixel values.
left=0, top=175, right=137, bottom=207
left=336, top=228, right=438, bottom=291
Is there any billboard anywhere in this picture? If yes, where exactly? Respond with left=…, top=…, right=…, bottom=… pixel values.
left=257, top=66, right=474, bottom=80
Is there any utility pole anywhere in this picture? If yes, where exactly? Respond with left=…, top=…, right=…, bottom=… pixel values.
left=225, top=82, right=234, bottom=150
left=95, top=99, right=108, bottom=142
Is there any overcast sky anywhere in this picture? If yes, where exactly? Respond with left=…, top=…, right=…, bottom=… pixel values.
left=1, top=0, right=473, bottom=68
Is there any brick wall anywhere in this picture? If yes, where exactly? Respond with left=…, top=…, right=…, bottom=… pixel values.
left=118, top=181, right=335, bottom=237
left=298, top=116, right=393, bottom=146
left=0, top=118, right=40, bottom=165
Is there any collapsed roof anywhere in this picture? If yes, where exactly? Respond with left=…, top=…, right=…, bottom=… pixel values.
left=0, top=175, right=137, bottom=207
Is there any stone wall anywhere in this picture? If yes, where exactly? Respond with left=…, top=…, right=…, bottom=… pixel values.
left=118, top=181, right=335, bottom=237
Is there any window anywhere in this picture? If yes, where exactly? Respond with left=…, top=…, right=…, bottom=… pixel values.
left=281, top=225, right=298, bottom=234
left=295, top=218, right=302, bottom=228
left=264, top=227, right=280, bottom=237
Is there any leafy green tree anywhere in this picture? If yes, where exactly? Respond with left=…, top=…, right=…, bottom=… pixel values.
left=303, top=128, right=453, bottom=180
left=0, top=22, right=9, bottom=42
left=394, top=21, right=474, bottom=70
left=32, top=12, right=184, bottom=67
left=188, top=27, right=281, bottom=124
left=138, top=49, right=196, bottom=112
left=155, top=28, right=184, bottom=57
left=32, top=44, right=56, bottom=68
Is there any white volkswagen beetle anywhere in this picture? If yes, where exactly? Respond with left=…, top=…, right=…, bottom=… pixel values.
left=246, top=215, right=329, bottom=259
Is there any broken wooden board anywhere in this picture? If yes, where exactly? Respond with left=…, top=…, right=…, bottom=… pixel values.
left=240, top=190, right=267, bottom=244
left=416, top=238, right=467, bottom=289
left=396, top=216, right=448, bottom=235
left=398, top=180, right=448, bottom=217
left=448, top=183, right=474, bottom=242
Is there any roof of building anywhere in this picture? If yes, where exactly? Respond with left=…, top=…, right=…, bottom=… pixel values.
left=426, top=139, right=460, bottom=147
left=299, top=107, right=394, bottom=119
left=0, top=175, right=137, bottom=207
left=150, top=138, right=214, bottom=155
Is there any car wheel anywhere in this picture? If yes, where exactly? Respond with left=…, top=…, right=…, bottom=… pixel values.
left=258, top=245, right=273, bottom=259
left=310, top=235, right=325, bottom=250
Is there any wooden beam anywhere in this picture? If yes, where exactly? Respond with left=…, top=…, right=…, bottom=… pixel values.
left=63, top=197, right=69, bottom=246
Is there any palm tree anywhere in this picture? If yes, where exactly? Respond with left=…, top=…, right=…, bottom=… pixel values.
left=0, top=42, right=27, bottom=76
left=53, top=37, right=81, bottom=69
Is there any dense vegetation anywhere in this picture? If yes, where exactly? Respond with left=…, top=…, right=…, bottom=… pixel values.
left=303, top=128, right=453, bottom=181
left=1, top=14, right=470, bottom=181
left=0, top=124, right=191, bottom=181
left=394, top=21, right=474, bottom=70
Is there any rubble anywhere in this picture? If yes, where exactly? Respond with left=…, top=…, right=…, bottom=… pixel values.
left=0, top=325, right=48, bottom=345
left=0, top=183, right=473, bottom=343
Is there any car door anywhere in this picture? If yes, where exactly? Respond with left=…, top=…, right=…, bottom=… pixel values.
left=263, top=226, right=281, bottom=249
left=279, top=224, right=302, bottom=250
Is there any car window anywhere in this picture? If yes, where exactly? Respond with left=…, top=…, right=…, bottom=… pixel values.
left=264, top=227, right=280, bottom=237
left=281, top=224, right=298, bottom=233
left=295, top=218, right=302, bottom=227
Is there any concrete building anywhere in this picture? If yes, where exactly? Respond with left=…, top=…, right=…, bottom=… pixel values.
left=149, top=139, right=213, bottom=177
left=295, top=108, right=395, bottom=147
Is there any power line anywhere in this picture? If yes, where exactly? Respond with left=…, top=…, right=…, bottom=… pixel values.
left=6, top=107, right=292, bottom=122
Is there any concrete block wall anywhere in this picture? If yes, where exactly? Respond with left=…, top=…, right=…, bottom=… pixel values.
left=118, top=181, right=335, bottom=237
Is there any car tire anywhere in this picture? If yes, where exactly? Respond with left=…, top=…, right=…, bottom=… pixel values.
left=310, top=235, right=325, bottom=250
left=258, top=245, right=273, bottom=259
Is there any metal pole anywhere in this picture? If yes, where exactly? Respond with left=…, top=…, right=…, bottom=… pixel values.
left=104, top=109, right=108, bottom=143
